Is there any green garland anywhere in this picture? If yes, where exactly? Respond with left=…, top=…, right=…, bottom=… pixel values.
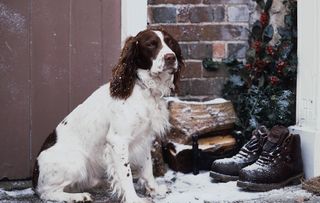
left=204, top=0, right=297, bottom=139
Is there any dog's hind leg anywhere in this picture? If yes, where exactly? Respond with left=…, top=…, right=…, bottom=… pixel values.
left=37, top=168, right=94, bottom=202
left=36, top=149, right=95, bottom=202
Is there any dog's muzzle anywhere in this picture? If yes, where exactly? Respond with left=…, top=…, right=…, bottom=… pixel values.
left=164, top=53, right=178, bottom=74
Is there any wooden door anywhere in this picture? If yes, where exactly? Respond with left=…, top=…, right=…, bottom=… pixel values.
left=0, top=0, right=121, bottom=179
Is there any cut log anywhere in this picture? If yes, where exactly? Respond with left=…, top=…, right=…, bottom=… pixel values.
left=167, top=97, right=237, bottom=144
left=163, top=135, right=238, bottom=173
left=166, top=135, right=236, bottom=153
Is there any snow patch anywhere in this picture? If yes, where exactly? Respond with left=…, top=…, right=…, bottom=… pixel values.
left=0, top=188, right=34, bottom=197
left=172, top=142, right=192, bottom=154
left=154, top=171, right=312, bottom=203
left=166, top=97, right=228, bottom=105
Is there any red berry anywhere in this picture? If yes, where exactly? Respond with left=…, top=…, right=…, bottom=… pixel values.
left=252, top=41, right=262, bottom=52
left=245, top=64, right=253, bottom=71
left=269, top=76, right=280, bottom=85
left=266, top=45, right=275, bottom=56
left=260, top=12, right=269, bottom=27
left=276, top=61, right=287, bottom=74
left=255, top=60, right=266, bottom=72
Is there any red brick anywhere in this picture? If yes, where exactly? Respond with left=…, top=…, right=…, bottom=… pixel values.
left=228, top=5, right=250, bottom=22
left=149, top=24, right=248, bottom=42
left=148, top=0, right=202, bottom=5
left=227, top=43, right=248, bottom=59
left=181, top=61, right=202, bottom=79
left=203, top=0, right=250, bottom=4
left=189, top=7, right=214, bottom=23
left=177, top=6, right=225, bottom=23
left=178, top=78, right=228, bottom=97
left=148, top=7, right=176, bottom=24
left=212, top=43, right=225, bottom=58
left=180, top=43, right=212, bottom=60
left=176, top=80, right=191, bottom=96
left=189, top=78, right=227, bottom=96
left=177, top=6, right=190, bottom=23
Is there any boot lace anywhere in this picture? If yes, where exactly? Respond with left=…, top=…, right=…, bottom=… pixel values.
left=256, top=137, right=291, bottom=165
left=234, top=137, right=260, bottom=159
left=256, top=146, right=281, bottom=165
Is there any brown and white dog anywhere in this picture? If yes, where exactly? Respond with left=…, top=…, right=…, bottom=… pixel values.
left=32, top=29, right=184, bottom=203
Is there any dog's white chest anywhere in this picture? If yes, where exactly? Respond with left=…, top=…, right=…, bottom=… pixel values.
left=147, top=99, right=170, bottom=136
left=127, top=90, right=170, bottom=139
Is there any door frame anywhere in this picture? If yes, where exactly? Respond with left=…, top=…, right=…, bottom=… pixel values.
left=121, top=0, right=147, bottom=46
left=290, top=0, right=320, bottom=179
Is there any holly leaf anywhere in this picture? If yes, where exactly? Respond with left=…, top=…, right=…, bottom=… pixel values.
left=262, top=25, right=274, bottom=43
left=265, top=0, right=273, bottom=11
left=252, top=20, right=263, bottom=40
left=284, top=14, right=292, bottom=27
left=292, top=27, right=297, bottom=38
left=202, top=58, right=220, bottom=71
left=254, top=0, right=266, bottom=9
left=279, top=41, right=293, bottom=59
left=222, top=58, right=242, bottom=67
left=278, top=27, right=291, bottom=39
left=246, top=48, right=256, bottom=63
left=258, top=74, right=265, bottom=87
left=263, top=56, right=273, bottom=64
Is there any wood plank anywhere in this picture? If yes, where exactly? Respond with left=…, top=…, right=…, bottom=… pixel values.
left=0, top=0, right=30, bottom=179
left=30, top=0, right=70, bottom=164
left=102, top=0, right=121, bottom=83
left=70, top=0, right=102, bottom=109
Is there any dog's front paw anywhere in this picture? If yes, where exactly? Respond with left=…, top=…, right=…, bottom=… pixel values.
left=155, top=184, right=168, bottom=196
left=146, top=184, right=168, bottom=198
left=140, top=197, right=152, bottom=203
left=126, top=197, right=152, bottom=203
left=71, top=192, right=93, bottom=203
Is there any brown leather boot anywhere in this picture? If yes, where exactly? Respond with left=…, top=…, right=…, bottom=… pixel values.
left=210, top=126, right=269, bottom=182
left=237, top=125, right=304, bottom=191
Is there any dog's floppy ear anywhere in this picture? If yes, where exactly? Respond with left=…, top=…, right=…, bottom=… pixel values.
left=110, top=37, right=139, bottom=100
left=162, top=30, right=185, bottom=93
left=173, top=51, right=185, bottom=94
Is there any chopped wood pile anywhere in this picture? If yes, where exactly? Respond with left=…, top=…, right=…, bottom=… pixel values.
left=152, top=97, right=238, bottom=176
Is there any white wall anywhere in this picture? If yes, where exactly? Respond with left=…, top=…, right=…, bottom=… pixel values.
left=290, top=0, right=320, bottom=179
left=121, top=0, right=147, bottom=46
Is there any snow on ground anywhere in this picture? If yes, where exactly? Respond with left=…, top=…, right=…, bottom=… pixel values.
left=0, top=188, right=34, bottom=198
left=154, top=171, right=312, bottom=203
left=0, top=171, right=314, bottom=202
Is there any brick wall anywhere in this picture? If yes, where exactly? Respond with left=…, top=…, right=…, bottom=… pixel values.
left=148, top=0, right=255, bottom=99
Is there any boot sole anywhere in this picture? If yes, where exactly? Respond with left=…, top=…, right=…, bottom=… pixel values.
left=210, top=171, right=239, bottom=182
left=237, top=173, right=303, bottom=192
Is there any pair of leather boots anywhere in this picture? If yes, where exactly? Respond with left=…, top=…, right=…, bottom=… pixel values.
left=210, top=125, right=304, bottom=191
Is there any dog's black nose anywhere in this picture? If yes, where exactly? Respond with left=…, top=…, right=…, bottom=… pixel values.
left=164, top=53, right=176, bottom=65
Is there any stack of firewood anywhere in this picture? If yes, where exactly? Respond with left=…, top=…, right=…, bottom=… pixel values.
left=152, top=97, right=238, bottom=176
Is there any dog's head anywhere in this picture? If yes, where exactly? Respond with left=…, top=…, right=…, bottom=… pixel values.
left=110, top=28, right=184, bottom=100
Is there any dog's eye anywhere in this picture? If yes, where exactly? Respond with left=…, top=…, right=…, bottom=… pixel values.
left=146, top=40, right=157, bottom=48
